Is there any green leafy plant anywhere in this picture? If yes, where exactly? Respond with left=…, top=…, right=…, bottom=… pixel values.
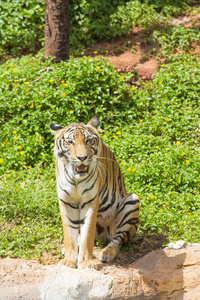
left=0, top=0, right=194, bottom=57
left=154, top=26, right=200, bottom=56
left=0, top=0, right=45, bottom=57
left=0, top=53, right=131, bottom=171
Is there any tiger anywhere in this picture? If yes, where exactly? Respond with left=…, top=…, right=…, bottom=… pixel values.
left=50, top=115, right=139, bottom=269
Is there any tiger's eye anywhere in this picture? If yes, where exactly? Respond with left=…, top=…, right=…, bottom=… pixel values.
left=66, top=139, right=74, bottom=145
left=86, top=137, right=92, bottom=144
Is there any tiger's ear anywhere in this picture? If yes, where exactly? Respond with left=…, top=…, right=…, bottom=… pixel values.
left=87, top=115, right=99, bottom=129
left=50, top=123, right=64, bottom=135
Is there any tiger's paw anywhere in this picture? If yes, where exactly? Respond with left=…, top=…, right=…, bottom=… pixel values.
left=78, top=259, right=97, bottom=270
left=99, top=244, right=119, bottom=263
left=58, top=259, right=77, bottom=268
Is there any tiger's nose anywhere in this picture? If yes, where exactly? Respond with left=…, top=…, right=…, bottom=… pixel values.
left=76, top=156, right=88, bottom=162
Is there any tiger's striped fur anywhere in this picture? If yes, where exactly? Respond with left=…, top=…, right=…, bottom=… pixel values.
left=50, top=116, right=139, bottom=269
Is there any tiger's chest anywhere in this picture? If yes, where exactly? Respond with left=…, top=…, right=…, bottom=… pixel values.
left=57, top=170, right=99, bottom=207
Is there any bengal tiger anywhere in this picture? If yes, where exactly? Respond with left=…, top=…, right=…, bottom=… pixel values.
left=50, top=115, right=139, bottom=269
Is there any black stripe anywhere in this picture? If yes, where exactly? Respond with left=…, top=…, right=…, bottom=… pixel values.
left=99, top=191, right=116, bottom=213
left=107, top=226, right=110, bottom=235
left=64, top=165, right=76, bottom=186
left=81, top=195, right=97, bottom=209
left=77, top=173, right=91, bottom=185
left=117, top=214, right=139, bottom=229
left=97, top=136, right=100, bottom=145
left=99, top=190, right=109, bottom=209
left=82, top=174, right=98, bottom=195
left=58, top=181, right=70, bottom=195
left=59, top=198, right=79, bottom=209
left=98, top=146, right=108, bottom=198
left=96, top=223, right=104, bottom=235
left=69, top=225, right=79, bottom=229
left=99, top=170, right=108, bottom=198
left=59, top=138, right=62, bottom=149
left=113, top=230, right=131, bottom=242
left=117, top=199, right=139, bottom=216
left=85, top=164, right=97, bottom=183
left=98, top=202, right=113, bottom=213
left=117, top=206, right=139, bottom=227
left=116, top=222, right=138, bottom=234
left=68, top=217, right=85, bottom=225
left=58, top=152, right=65, bottom=158
left=118, top=171, right=126, bottom=198
left=112, top=152, right=116, bottom=203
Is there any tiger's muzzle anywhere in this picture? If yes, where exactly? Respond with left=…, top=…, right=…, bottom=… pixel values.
left=74, top=163, right=89, bottom=175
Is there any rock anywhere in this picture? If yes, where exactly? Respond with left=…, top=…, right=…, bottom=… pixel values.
left=168, top=240, right=186, bottom=249
left=0, top=258, right=49, bottom=300
left=39, top=266, right=112, bottom=300
left=126, top=245, right=200, bottom=300
left=1, top=245, right=200, bottom=299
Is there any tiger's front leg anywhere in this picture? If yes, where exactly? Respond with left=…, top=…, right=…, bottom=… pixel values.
left=59, top=201, right=79, bottom=268
left=78, top=197, right=99, bottom=269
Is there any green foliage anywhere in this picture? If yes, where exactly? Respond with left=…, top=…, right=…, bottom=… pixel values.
left=154, top=27, right=200, bottom=56
left=103, top=54, right=200, bottom=242
left=70, top=0, right=128, bottom=45
left=0, top=0, right=194, bottom=57
left=109, top=1, right=161, bottom=34
left=0, top=166, right=62, bottom=260
left=0, top=53, right=130, bottom=171
left=0, top=53, right=200, bottom=260
left=0, top=0, right=45, bottom=57
left=146, top=0, right=190, bottom=17
left=70, top=0, right=191, bottom=49
left=95, top=237, right=108, bottom=248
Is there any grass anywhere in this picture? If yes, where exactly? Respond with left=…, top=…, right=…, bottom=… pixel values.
left=0, top=166, right=62, bottom=260
left=0, top=0, right=200, bottom=261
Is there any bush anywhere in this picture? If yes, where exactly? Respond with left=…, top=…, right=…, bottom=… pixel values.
left=0, top=0, right=45, bottom=57
left=154, top=27, right=200, bottom=56
left=0, top=53, right=132, bottom=171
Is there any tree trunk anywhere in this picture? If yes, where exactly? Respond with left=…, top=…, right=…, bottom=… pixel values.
left=44, top=0, right=70, bottom=62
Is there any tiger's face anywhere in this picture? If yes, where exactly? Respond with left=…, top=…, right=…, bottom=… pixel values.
left=50, top=116, right=100, bottom=178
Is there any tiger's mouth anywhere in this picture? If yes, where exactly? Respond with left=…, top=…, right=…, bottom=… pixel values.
left=74, top=164, right=88, bottom=174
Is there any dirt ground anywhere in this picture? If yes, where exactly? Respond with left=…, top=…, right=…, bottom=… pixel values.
left=86, top=12, right=200, bottom=79
left=38, top=232, right=167, bottom=266
left=93, top=233, right=168, bottom=268
left=86, top=26, right=161, bottom=80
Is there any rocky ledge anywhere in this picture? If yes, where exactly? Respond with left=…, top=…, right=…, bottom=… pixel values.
left=0, top=244, right=200, bottom=300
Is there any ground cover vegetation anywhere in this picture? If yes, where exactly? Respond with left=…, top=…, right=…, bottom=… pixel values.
left=0, top=0, right=200, bottom=261
left=1, top=0, right=199, bottom=58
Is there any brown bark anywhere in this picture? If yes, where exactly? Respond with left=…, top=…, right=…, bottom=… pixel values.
left=44, top=0, right=70, bottom=62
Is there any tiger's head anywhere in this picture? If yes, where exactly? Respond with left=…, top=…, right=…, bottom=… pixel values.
left=50, top=116, right=101, bottom=178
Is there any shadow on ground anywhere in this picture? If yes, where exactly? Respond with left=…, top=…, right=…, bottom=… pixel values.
left=94, top=233, right=168, bottom=268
